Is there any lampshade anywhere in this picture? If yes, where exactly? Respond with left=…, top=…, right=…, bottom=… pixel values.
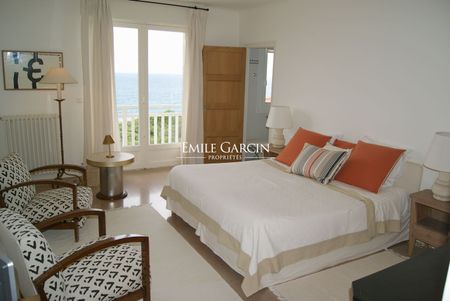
left=40, top=67, right=77, bottom=84
left=424, top=132, right=450, bottom=172
left=103, top=135, right=115, bottom=145
left=266, top=105, right=293, bottom=129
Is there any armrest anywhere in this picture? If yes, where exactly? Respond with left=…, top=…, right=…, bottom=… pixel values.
left=0, top=180, right=78, bottom=210
left=34, top=208, right=106, bottom=236
left=33, top=235, right=150, bottom=299
left=30, top=164, right=87, bottom=186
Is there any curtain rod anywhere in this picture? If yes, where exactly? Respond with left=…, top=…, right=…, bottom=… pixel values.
left=129, top=0, right=209, bottom=11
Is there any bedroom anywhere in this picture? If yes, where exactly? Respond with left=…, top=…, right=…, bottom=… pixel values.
left=0, top=0, right=450, bottom=300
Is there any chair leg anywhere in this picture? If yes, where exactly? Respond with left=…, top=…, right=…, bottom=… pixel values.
left=74, top=227, right=80, bottom=242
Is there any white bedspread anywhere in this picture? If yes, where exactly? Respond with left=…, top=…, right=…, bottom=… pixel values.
left=166, top=160, right=409, bottom=277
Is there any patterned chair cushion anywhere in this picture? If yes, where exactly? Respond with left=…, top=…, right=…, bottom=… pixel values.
left=61, top=239, right=143, bottom=301
left=22, top=186, right=93, bottom=225
left=0, top=208, right=66, bottom=301
left=0, top=153, right=35, bottom=214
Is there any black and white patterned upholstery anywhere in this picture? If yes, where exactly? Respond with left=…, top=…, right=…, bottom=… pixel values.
left=22, top=186, right=93, bottom=225
left=0, top=153, right=36, bottom=213
left=0, top=153, right=93, bottom=229
left=0, top=208, right=66, bottom=300
left=61, top=241, right=143, bottom=301
left=1, top=208, right=144, bottom=301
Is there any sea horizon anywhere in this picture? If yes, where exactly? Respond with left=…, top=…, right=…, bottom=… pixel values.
left=115, top=72, right=182, bottom=113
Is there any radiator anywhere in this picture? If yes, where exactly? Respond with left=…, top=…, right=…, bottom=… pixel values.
left=1, top=114, right=61, bottom=169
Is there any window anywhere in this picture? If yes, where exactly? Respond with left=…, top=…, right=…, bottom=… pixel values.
left=148, top=30, right=184, bottom=144
left=113, top=25, right=185, bottom=147
left=265, top=49, right=274, bottom=103
left=114, top=27, right=139, bottom=146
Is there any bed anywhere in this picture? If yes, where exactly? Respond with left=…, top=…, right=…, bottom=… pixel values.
left=161, top=158, right=422, bottom=296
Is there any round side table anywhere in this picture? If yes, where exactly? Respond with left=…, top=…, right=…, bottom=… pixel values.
left=86, top=152, right=135, bottom=200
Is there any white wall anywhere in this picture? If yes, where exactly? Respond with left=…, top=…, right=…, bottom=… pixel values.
left=0, top=0, right=240, bottom=169
left=0, top=0, right=84, bottom=164
left=240, top=0, right=450, bottom=187
left=111, top=0, right=240, bottom=47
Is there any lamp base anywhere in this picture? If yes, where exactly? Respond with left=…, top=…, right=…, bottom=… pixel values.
left=431, top=171, right=450, bottom=202
left=106, top=145, right=114, bottom=158
left=269, top=128, right=285, bottom=148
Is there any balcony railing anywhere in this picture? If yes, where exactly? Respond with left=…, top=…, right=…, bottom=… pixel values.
left=117, top=104, right=182, bottom=147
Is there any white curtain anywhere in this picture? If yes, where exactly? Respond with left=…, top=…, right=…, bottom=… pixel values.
left=81, top=0, right=120, bottom=158
left=181, top=10, right=208, bottom=164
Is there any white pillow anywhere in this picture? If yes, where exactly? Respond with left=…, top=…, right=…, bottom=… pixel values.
left=328, top=134, right=344, bottom=145
left=361, top=137, right=410, bottom=188
left=324, top=142, right=352, bottom=153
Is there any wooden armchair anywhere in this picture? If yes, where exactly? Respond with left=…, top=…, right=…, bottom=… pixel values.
left=0, top=208, right=151, bottom=301
left=0, top=153, right=94, bottom=241
left=30, top=163, right=88, bottom=186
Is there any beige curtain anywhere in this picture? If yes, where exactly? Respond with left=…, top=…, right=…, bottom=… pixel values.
left=181, top=10, right=208, bottom=164
left=81, top=0, right=120, bottom=157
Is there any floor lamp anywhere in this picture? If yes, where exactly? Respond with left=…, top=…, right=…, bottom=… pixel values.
left=40, top=67, right=77, bottom=179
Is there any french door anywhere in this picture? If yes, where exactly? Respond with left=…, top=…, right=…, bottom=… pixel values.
left=113, top=23, right=185, bottom=150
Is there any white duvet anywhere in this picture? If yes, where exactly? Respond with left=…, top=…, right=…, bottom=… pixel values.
left=166, top=159, right=409, bottom=277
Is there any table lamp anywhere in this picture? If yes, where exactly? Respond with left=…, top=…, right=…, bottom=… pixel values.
left=266, top=105, right=293, bottom=148
left=424, top=132, right=450, bottom=201
left=103, top=135, right=115, bottom=158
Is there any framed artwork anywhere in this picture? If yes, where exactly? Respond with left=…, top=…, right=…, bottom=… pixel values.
left=2, top=50, right=63, bottom=90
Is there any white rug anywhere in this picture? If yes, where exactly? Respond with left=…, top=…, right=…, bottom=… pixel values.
left=44, top=205, right=241, bottom=301
left=270, top=251, right=406, bottom=301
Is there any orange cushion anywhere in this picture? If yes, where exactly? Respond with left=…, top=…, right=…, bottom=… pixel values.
left=275, top=128, right=331, bottom=166
left=335, top=140, right=405, bottom=193
left=333, top=139, right=356, bottom=149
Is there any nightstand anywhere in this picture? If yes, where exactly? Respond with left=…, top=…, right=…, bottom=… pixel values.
left=408, top=189, right=450, bottom=256
left=264, top=145, right=284, bottom=157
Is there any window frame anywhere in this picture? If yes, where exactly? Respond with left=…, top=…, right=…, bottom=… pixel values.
left=265, top=48, right=275, bottom=104
left=113, top=21, right=186, bottom=151
left=254, top=47, right=275, bottom=114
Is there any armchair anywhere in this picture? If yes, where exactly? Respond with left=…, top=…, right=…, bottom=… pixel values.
left=0, top=208, right=150, bottom=301
left=30, top=163, right=88, bottom=186
left=0, top=153, right=94, bottom=241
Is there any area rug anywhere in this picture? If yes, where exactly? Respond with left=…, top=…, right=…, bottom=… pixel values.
left=43, top=205, right=241, bottom=301
left=270, top=251, right=406, bottom=301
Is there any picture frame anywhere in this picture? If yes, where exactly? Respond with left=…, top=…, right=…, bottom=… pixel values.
left=2, top=50, right=63, bottom=90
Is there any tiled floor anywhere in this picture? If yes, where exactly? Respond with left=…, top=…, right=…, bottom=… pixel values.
left=88, top=167, right=428, bottom=301
left=90, top=167, right=172, bottom=218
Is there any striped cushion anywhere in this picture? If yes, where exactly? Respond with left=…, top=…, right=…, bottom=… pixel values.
left=290, top=143, right=350, bottom=184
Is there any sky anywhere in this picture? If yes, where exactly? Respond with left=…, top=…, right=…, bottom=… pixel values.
left=113, top=27, right=184, bottom=74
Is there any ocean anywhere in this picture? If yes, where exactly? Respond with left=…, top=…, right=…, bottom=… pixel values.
left=115, top=73, right=182, bottom=113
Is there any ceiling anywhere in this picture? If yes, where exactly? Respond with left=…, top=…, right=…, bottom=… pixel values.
left=176, top=0, right=283, bottom=10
